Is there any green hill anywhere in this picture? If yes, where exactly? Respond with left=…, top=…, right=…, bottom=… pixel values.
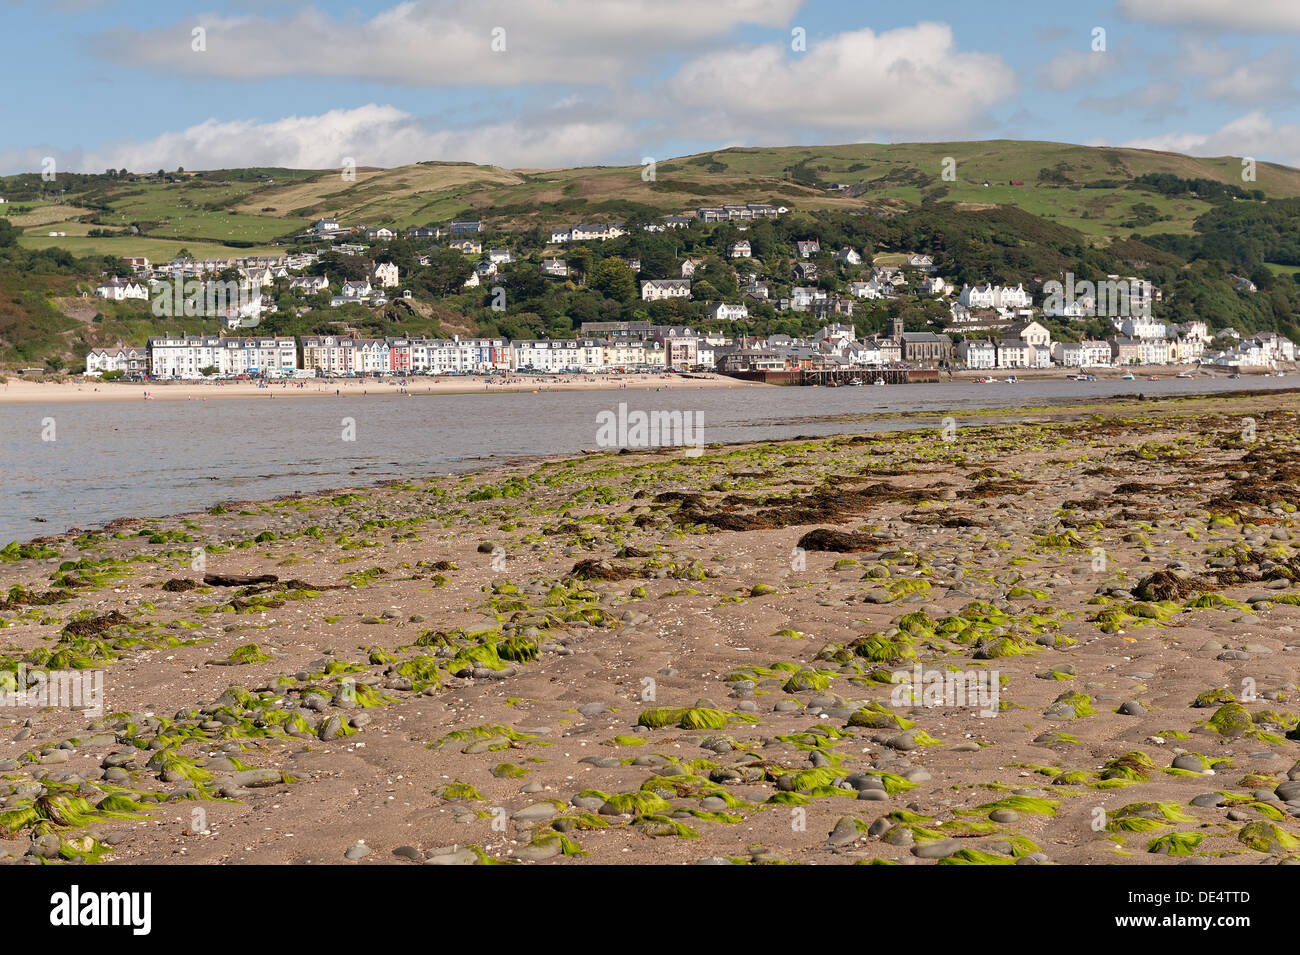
left=2, top=139, right=1299, bottom=369
left=4, top=140, right=1298, bottom=260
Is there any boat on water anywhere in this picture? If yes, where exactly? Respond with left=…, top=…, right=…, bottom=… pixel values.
left=973, top=376, right=997, bottom=383
left=1228, top=373, right=1241, bottom=380
left=1175, top=372, right=1194, bottom=379
left=1120, top=372, right=1136, bottom=381
left=873, top=377, right=886, bottom=386
left=848, top=378, right=863, bottom=386
left=1005, top=375, right=1018, bottom=383
left=1146, top=375, right=1161, bottom=381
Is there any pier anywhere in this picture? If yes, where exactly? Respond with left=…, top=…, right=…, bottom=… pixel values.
left=722, top=367, right=943, bottom=386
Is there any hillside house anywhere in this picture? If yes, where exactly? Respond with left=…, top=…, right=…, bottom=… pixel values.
left=641, top=279, right=692, bottom=302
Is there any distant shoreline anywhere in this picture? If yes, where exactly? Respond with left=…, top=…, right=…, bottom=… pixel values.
left=0, top=372, right=758, bottom=405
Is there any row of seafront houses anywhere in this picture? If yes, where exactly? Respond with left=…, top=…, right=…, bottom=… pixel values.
left=86, top=325, right=712, bottom=379
left=86, top=313, right=1295, bottom=380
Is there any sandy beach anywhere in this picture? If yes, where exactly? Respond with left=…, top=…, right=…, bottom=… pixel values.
left=0, top=372, right=757, bottom=405
left=1, top=389, right=1298, bottom=865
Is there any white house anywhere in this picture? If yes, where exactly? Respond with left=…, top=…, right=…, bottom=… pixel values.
left=410, top=336, right=509, bottom=374
left=960, top=283, right=1032, bottom=309
left=681, top=257, right=706, bottom=278
left=1140, top=338, right=1172, bottom=365
left=1252, top=331, right=1296, bottom=362
left=95, top=277, right=149, bottom=301
left=848, top=279, right=890, bottom=300
left=728, top=241, right=752, bottom=259
left=833, top=247, right=862, bottom=266
left=511, top=338, right=605, bottom=372
left=1052, top=340, right=1112, bottom=368
left=564, top=223, right=626, bottom=242
left=1117, top=316, right=1166, bottom=340
left=707, top=303, right=749, bottom=321
left=1006, top=320, right=1052, bottom=349
left=796, top=240, right=820, bottom=259
left=341, top=279, right=372, bottom=299
left=641, top=279, right=691, bottom=302
left=85, top=346, right=148, bottom=376
left=789, top=286, right=827, bottom=311
left=372, top=262, right=399, bottom=288
left=216, top=336, right=299, bottom=377
left=995, top=338, right=1033, bottom=369
left=148, top=334, right=226, bottom=378
left=957, top=340, right=997, bottom=369
left=289, top=275, right=330, bottom=294
left=1042, top=297, right=1094, bottom=319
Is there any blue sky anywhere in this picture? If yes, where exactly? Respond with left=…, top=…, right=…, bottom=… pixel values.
left=3, top=0, right=1300, bottom=173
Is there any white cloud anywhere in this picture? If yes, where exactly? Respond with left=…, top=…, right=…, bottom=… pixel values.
left=1, top=104, right=639, bottom=173
left=666, top=22, right=1016, bottom=138
left=1202, top=48, right=1297, bottom=104
left=1116, top=110, right=1300, bottom=167
left=1080, top=81, right=1182, bottom=119
left=97, top=0, right=803, bottom=86
left=1038, top=49, right=1111, bottom=92
left=1120, top=0, right=1300, bottom=32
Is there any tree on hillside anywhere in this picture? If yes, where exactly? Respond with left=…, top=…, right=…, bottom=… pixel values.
left=590, top=258, right=636, bottom=304
left=417, top=247, right=474, bottom=295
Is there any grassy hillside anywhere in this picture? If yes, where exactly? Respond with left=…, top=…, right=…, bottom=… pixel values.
left=4, top=140, right=1299, bottom=258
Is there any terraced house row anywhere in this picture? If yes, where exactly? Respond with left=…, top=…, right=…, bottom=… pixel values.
left=85, top=332, right=694, bottom=379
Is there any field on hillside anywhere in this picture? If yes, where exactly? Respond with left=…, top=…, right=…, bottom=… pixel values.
left=18, top=234, right=283, bottom=261
left=8, top=140, right=1299, bottom=254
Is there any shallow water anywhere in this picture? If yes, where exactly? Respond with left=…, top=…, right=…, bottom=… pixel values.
left=1, top=376, right=1292, bottom=543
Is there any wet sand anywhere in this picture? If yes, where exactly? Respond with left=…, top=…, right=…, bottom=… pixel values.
left=1, top=389, right=1298, bottom=865
left=0, top=373, right=754, bottom=405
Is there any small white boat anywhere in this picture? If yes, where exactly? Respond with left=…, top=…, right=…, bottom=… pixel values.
left=873, top=377, right=886, bottom=386
left=1175, top=372, right=1193, bottom=379
left=1120, top=372, right=1135, bottom=381
left=848, top=378, right=863, bottom=386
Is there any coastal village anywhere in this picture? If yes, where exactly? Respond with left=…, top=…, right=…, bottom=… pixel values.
left=80, top=205, right=1293, bottom=381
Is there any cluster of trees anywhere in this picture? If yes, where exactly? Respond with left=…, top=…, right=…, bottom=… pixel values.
left=1133, top=173, right=1261, bottom=203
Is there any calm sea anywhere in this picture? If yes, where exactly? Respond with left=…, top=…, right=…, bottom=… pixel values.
left=1, top=376, right=1292, bottom=544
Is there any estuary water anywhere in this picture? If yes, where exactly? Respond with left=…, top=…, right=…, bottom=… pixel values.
left=0, top=375, right=1292, bottom=544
